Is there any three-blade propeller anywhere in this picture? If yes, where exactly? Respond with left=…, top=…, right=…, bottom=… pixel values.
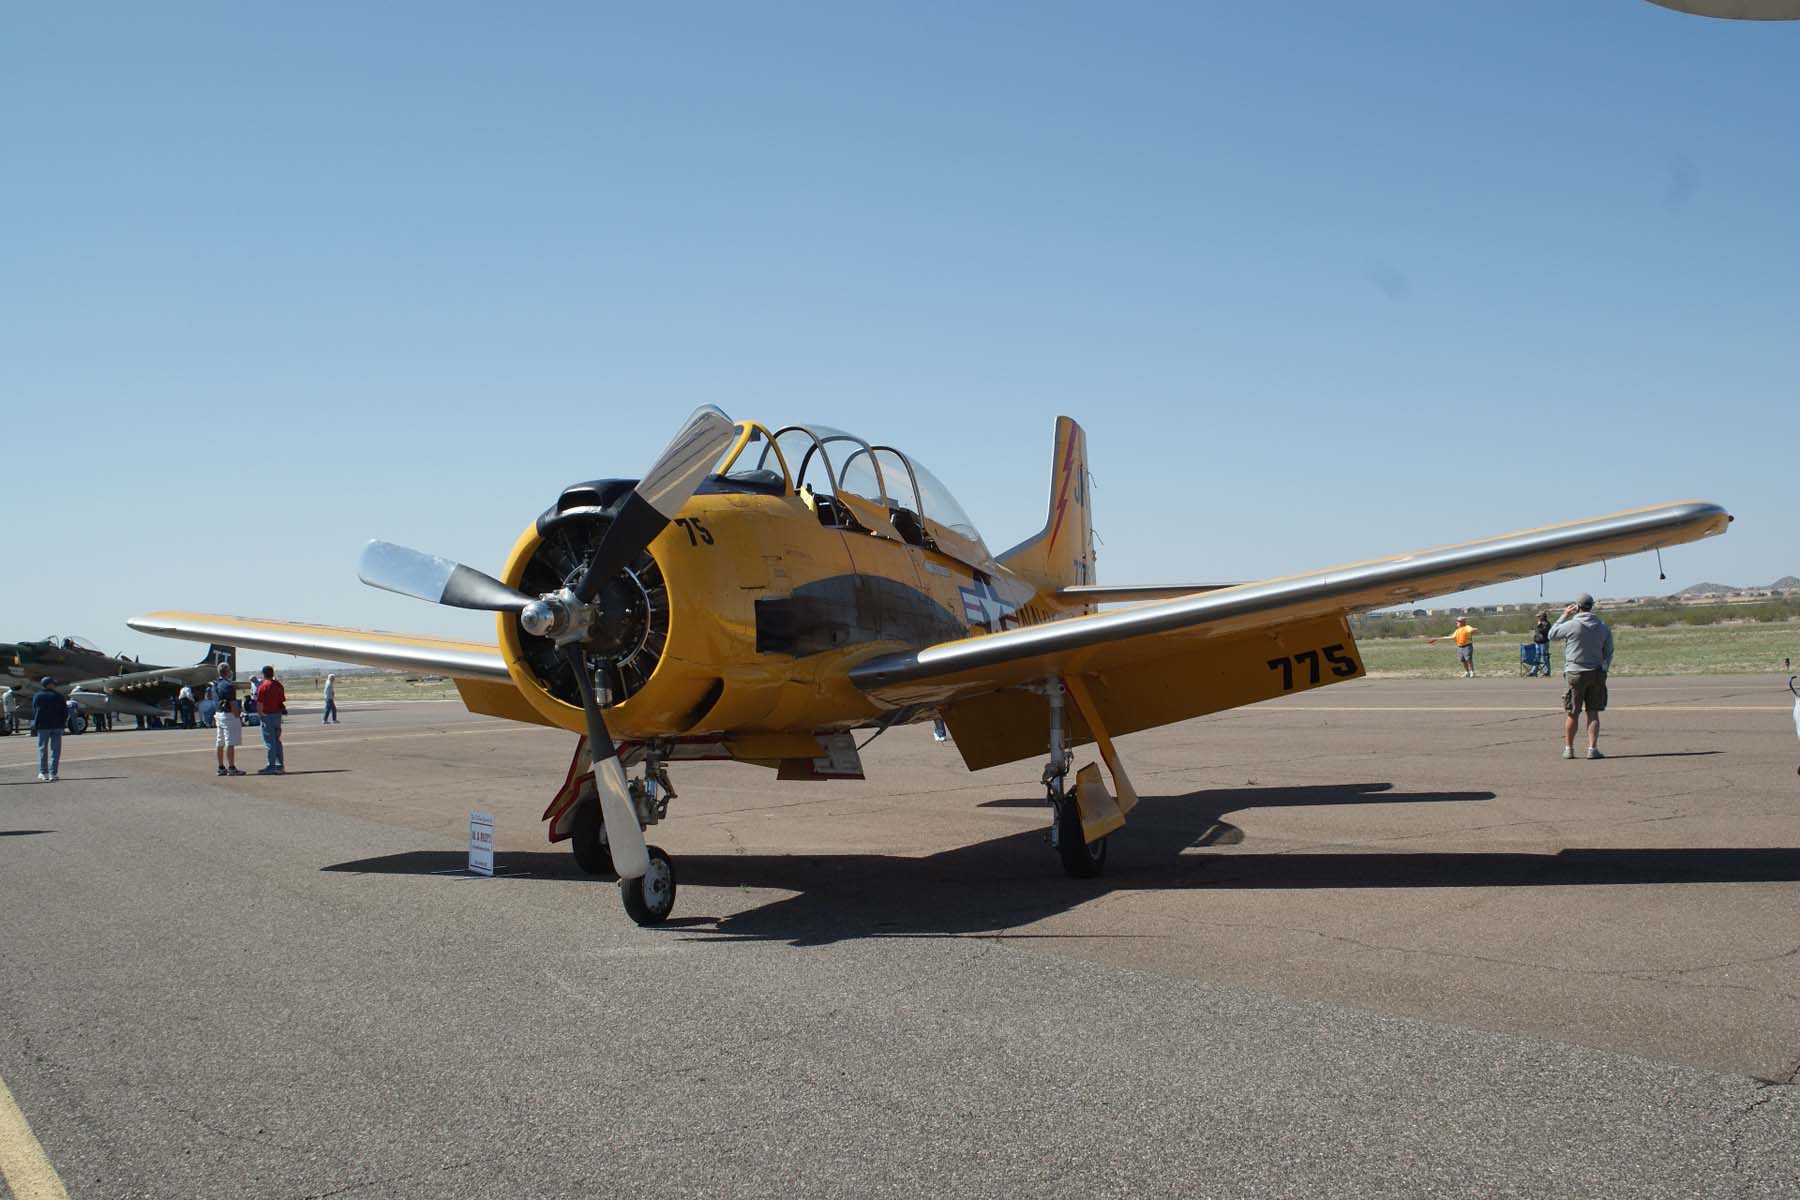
left=356, top=405, right=739, bottom=880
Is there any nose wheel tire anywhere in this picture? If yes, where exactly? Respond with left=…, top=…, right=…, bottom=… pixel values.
left=569, top=797, right=616, bottom=877
left=1052, top=795, right=1107, bottom=879
left=620, top=845, right=676, bottom=925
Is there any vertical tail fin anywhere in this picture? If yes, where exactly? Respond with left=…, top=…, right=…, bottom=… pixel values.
left=202, top=644, right=236, bottom=676
left=998, top=416, right=1094, bottom=599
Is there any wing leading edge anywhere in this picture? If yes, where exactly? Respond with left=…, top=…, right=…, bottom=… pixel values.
left=126, top=612, right=510, bottom=681
left=851, top=500, right=1731, bottom=707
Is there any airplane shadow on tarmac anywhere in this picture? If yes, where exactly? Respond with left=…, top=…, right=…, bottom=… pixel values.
left=320, top=781, right=1800, bottom=946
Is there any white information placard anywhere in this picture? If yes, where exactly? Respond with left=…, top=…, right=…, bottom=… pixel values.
left=468, top=810, right=495, bottom=876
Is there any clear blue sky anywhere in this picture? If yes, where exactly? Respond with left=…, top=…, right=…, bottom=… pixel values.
left=4, top=3, right=1795, bottom=667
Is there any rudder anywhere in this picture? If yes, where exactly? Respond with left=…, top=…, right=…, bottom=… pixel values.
left=998, top=416, right=1094, bottom=599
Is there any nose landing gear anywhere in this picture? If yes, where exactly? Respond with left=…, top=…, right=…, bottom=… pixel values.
left=621, top=846, right=677, bottom=924
left=562, top=743, right=682, bottom=925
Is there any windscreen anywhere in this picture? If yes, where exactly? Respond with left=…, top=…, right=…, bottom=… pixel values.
left=908, top=458, right=983, bottom=545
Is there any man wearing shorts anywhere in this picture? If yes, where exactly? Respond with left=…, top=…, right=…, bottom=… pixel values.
left=210, top=663, right=245, bottom=776
left=1549, top=593, right=1614, bottom=759
left=1431, top=616, right=1480, bottom=678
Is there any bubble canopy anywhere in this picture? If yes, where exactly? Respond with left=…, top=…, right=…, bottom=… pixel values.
left=712, top=422, right=989, bottom=559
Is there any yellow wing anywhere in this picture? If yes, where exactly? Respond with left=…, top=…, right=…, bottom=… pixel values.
left=851, top=501, right=1730, bottom=768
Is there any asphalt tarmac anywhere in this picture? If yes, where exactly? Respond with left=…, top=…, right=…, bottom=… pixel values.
left=1, top=674, right=1795, bottom=1198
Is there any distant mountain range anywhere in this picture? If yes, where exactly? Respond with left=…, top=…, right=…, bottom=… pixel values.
left=1675, top=577, right=1800, bottom=596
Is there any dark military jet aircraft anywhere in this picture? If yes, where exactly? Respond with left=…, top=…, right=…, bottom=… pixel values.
left=0, top=635, right=235, bottom=734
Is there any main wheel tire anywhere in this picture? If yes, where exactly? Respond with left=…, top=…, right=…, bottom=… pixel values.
left=620, top=845, right=676, bottom=925
left=1053, top=796, right=1106, bottom=879
left=569, top=797, right=615, bottom=876
left=66, top=713, right=88, bottom=735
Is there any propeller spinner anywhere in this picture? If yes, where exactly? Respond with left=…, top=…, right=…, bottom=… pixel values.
left=356, top=405, right=739, bottom=882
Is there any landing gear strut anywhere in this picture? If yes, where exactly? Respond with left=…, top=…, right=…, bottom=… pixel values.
left=568, top=747, right=682, bottom=925
left=1042, top=681, right=1106, bottom=879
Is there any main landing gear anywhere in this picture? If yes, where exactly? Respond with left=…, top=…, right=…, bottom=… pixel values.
left=568, top=752, right=680, bottom=926
left=1042, top=682, right=1106, bottom=879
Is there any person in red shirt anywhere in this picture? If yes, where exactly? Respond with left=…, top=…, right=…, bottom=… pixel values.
left=254, top=665, right=288, bottom=775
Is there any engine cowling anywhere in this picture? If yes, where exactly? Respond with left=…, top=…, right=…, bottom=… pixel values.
left=495, top=479, right=674, bottom=732
left=517, top=506, right=669, bottom=709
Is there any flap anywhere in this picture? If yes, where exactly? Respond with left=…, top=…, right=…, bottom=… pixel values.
left=941, top=612, right=1363, bottom=769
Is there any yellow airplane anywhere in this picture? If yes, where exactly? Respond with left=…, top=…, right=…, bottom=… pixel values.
left=131, top=408, right=1730, bottom=924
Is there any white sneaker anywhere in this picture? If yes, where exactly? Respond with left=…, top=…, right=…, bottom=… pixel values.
left=36, top=772, right=46, bottom=782
left=1587, top=747, right=1604, bottom=760
left=1561, top=746, right=1574, bottom=759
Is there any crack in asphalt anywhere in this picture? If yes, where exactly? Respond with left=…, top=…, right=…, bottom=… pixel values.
left=292, top=1158, right=483, bottom=1200
left=146, top=1091, right=312, bottom=1155
left=1723, top=1079, right=1795, bottom=1197
left=1662, top=944, right=1800, bottom=980
left=718, top=823, right=748, bottom=857
left=1130, top=917, right=1800, bottom=1008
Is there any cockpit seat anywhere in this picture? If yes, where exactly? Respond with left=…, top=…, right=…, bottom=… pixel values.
left=802, top=485, right=844, bottom=528
left=888, top=506, right=931, bottom=548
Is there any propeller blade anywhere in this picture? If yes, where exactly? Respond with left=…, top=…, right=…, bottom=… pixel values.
left=575, top=406, right=738, bottom=603
left=358, top=540, right=534, bottom=612
left=559, top=643, right=650, bottom=880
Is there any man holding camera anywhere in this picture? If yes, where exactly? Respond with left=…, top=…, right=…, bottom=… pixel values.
left=1549, top=593, right=1614, bottom=759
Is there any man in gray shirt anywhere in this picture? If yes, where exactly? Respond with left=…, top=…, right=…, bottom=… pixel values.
left=1548, top=593, right=1614, bottom=759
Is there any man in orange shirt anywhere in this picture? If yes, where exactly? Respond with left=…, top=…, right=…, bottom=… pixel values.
left=1429, top=616, right=1481, bottom=678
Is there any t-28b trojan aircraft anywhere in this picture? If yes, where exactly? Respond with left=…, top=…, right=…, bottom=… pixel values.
left=131, top=408, right=1730, bottom=924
